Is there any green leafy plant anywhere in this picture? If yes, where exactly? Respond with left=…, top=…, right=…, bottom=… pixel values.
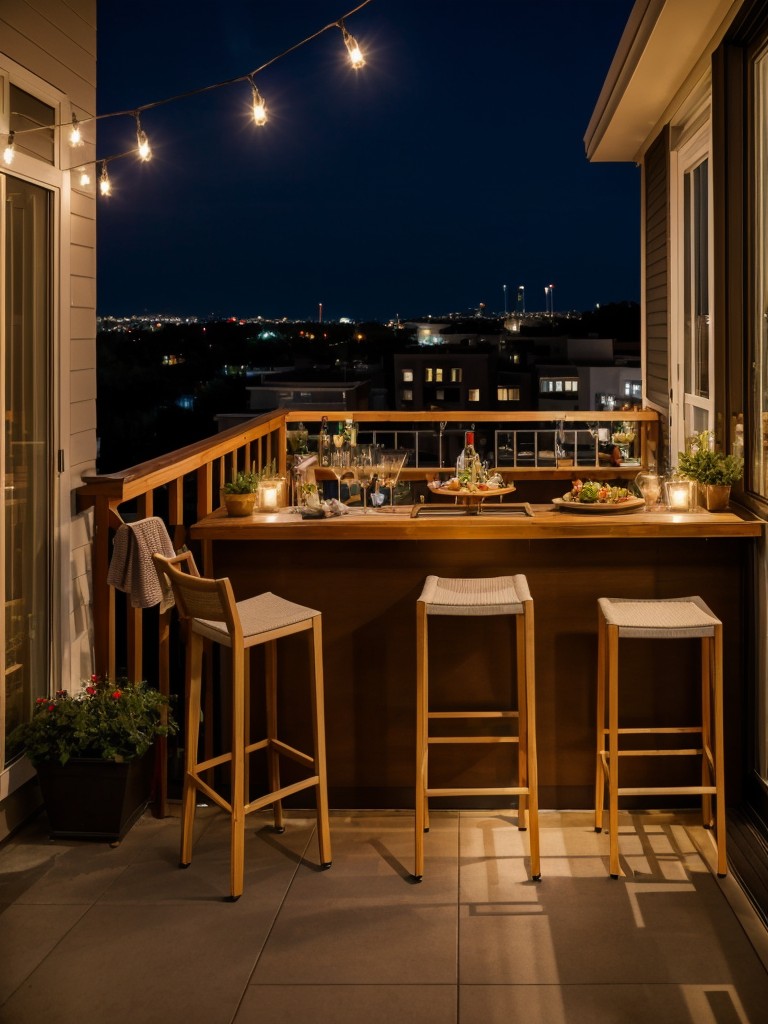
left=678, top=430, right=743, bottom=486
left=222, top=459, right=277, bottom=494
left=8, top=676, right=177, bottom=766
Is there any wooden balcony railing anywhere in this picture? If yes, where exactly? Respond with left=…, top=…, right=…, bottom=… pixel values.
left=76, top=408, right=660, bottom=685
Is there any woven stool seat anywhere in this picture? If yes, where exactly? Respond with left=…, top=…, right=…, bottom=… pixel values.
left=595, top=595, right=725, bottom=878
left=415, top=574, right=540, bottom=882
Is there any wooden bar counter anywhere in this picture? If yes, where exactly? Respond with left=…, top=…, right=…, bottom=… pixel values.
left=190, top=503, right=762, bottom=810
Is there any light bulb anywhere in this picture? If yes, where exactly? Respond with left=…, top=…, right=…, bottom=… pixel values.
left=251, top=84, right=268, bottom=126
left=79, top=168, right=91, bottom=187
left=99, top=163, right=112, bottom=196
left=137, top=129, right=151, bottom=161
left=3, top=130, right=15, bottom=165
left=340, top=23, right=365, bottom=68
left=69, top=114, right=82, bottom=146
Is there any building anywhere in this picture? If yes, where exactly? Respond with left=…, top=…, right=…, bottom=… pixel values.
left=585, top=0, right=768, bottom=920
left=0, top=1, right=97, bottom=838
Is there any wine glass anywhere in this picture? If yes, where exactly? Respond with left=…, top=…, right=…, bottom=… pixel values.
left=378, top=449, right=407, bottom=512
left=354, top=446, right=374, bottom=513
left=330, top=449, right=350, bottom=503
left=332, top=432, right=346, bottom=451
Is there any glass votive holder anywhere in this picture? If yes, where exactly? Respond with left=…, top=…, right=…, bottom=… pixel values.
left=664, top=477, right=694, bottom=511
left=635, top=472, right=662, bottom=508
left=258, top=476, right=286, bottom=511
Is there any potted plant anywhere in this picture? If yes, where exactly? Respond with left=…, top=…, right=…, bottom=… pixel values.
left=678, top=430, right=744, bottom=511
left=221, top=466, right=260, bottom=516
left=9, top=676, right=176, bottom=842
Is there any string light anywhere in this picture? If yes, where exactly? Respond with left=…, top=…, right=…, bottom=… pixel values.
left=99, top=162, right=112, bottom=196
left=249, top=79, right=268, bottom=126
left=135, top=113, right=151, bottom=161
left=69, top=114, right=82, bottom=146
left=6, top=0, right=373, bottom=193
left=339, top=19, right=365, bottom=68
left=3, top=130, right=15, bottom=165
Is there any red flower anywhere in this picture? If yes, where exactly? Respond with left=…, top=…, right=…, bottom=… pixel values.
left=112, top=690, right=122, bottom=699
left=36, top=697, right=47, bottom=705
left=86, top=686, right=96, bottom=696
left=91, top=674, right=101, bottom=683
left=47, top=704, right=55, bottom=712
left=56, top=689, right=67, bottom=698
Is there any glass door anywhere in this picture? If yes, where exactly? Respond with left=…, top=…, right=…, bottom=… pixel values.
left=1, top=174, right=52, bottom=769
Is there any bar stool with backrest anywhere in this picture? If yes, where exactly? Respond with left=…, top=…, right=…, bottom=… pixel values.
left=595, top=595, right=725, bottom=879
left=415, top=574, right=540, bottom=882
left=153, top=551, right=332, bottom=900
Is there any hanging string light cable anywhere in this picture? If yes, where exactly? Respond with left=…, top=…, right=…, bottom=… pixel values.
left=3, top=0, right=373, bottom=178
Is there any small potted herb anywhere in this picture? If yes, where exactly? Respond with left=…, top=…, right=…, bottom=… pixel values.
left=678, top=430, right=743, bottom=511
left=222, top=466, right=260, bottom=516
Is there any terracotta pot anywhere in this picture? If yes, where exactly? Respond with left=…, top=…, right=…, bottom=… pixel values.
left=701, top=483, right=731, bottom=512
left=35, top=752, right=154, bottom=842
left=223, top=492, right=257, bottom=517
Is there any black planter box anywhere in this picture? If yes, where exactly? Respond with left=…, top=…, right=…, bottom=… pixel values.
left=35, top=751, right=154, bottom=842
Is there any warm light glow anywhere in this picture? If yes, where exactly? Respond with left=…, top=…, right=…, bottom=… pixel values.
left=3, top=130, right=15, bottom=165
left=79, top=168, right=91, bottom=187
left=251, top=83, right=268, bottom=126
left=137, top=130, right=151, bottom=161
left=69, top=114, right=82, bottom=146
left=99, top=163, right=112, bottom=196
left=340, top=22, right=365, bottom=68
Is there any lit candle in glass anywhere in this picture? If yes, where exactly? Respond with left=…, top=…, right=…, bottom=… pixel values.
left=665, top=479, right=691, bottom=511
left=259, top=480, right=280, bottom=510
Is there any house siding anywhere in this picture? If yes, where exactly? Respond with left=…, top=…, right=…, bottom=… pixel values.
left=644, top=126, right=671, bottom=463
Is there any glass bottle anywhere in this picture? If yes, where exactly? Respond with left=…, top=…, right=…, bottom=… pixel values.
left=319, top=416, right=330, bottom=466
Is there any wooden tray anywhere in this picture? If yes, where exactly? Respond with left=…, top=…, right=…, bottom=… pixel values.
left=552, top=496, right=645, bottom=514
left=428, top=482, right=517, bottom=505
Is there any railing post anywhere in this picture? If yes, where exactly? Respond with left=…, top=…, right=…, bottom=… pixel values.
left=91, top=497, right=116, bottom=680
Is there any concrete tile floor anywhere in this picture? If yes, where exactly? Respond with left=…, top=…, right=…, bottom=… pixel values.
left=1, top=808, right=767, bottom=1024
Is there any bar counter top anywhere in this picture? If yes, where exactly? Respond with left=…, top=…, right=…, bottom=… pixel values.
left=191, top=502, right=763, bottom=542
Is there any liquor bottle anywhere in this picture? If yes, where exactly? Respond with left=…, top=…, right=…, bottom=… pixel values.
left=319, top=416, right=330, bottom=466
left=456, top=431, right=479, bottom=482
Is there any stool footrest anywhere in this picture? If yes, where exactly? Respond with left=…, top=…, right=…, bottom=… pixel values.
left=429, top=711, right=517, bottom=719
left=189, top=775, right=231, bottom=814
left=614, top=748, right=704, bottom=757
left=429, top=736, right=518, bottom=744
left=601, top=726, right=702, bottom=736
left=246, top=775, right=321, bottom=813
left=270, top=738, right=315, bottom=768
left=426, top=786, right=530, bottom=797
left=618, top=785, right=717, bottom=797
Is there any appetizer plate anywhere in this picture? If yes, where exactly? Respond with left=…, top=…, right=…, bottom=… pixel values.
left=552, top=496, right=645, bottom=514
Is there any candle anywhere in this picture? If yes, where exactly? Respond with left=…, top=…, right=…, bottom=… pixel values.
left=667, top=481, right=690, bottom=510
left=260, top=482, right=279, bottom=510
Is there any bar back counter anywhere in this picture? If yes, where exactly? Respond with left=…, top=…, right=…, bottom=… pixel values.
left=191, top=502, right=762, bottom=811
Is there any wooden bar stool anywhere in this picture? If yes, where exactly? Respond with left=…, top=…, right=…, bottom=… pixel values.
left=415, top=574, right=540, bottom=882
left=595, top=595, right=725, bottom=879
left=153, top=552, right=332, bottom=900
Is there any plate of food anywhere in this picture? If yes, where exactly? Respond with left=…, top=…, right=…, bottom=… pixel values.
left=552, top=479, right=644, bottom=514
left=428, top=478, right=516, bottom=503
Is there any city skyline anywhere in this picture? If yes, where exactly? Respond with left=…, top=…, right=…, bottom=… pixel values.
left=96, top=0, right=639, bottom=321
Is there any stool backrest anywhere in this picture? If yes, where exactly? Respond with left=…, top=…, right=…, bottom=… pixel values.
left=152, top=552, right=241, bottom=640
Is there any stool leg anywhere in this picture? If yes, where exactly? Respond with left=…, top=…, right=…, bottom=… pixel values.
left=595, top=611, right=606, bottom=833
left=265, top=639, right=284, bottom=833
left=309, top=616, right=332, bottom=869
left=230, top=643, right=246, bottom=901
left=700, top=635, right=713, bottom=829
left=522, top=599, right=541, bottom=881
left=414, top=601, right=428, bottom=880
left=180, top=631, right=203, bottom=869
left=712, top=626, right=727, bottom=877
left=607, top=624, right=622, bottom=878
left=516, top=614, right=528, bottom=831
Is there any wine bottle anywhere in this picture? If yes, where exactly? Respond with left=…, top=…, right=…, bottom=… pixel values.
left=319, top=416, right=330, bottom=466
left=456, top=431, right=478, bottom=481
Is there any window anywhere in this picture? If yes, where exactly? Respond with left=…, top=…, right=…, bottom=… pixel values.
left=425, top=367, right=433, bottom=383
left=9, top=85, right=55, bottom=165
left=450, top=367, right=463, bottom=383
left=2, top=176, right=52, bottom=768
left=435, top=368, right=444, bottom=383
left=754, top=48, right=768, bottom=498
left=468, top=389, right=480, bottom=402
left=436, top=389, right=444, bottom=400
left=401, top=389, right=413, bottom=402
left=402, top=369, right=413, bottom=382
left=624, top=380, right=642, bottom=399
left=497, top=387, right=520, bottom=402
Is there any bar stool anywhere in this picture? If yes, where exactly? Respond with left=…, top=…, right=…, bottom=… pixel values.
left=595, top=596, right=725, bottom=878
left=415, top=574, right=540, bottom=881
left=153, top=551, right=332, bottom=900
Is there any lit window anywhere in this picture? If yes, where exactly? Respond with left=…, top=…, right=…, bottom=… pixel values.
left=513, top=354, right=520, bottom=364
left=401, top=389, right=413, bottom=402
left=451, top=367, right=463, bottom=383
left=402, top=369, right=414, bottom=382
left=435, top=368, right=444, bottom=383
left=425, top=368, right=433, bottom=382
left=468, top=389, right=480, bottom=402
left=497, top=387, right=520, bottom=402
left=436, top=389, right=445, bottom=400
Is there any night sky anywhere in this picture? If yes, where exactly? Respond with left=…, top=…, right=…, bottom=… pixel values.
left=96, top=0, right=639, bottom=321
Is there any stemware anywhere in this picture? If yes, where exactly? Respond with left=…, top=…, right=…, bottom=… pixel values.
left=330, top=449, right=350, bottom=503
left=377, top=450, right=407, bottom=512
left=354, top=445, right=374, bottom=513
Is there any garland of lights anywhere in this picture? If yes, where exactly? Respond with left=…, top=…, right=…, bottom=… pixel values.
left=2, top=0, right=372, bottom=195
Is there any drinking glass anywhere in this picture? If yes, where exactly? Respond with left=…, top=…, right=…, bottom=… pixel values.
left=330, top=449, right=350, bottom=502
left=354, top=446, right=374, bottom=513
left=378, top=450, right=407, bottom=512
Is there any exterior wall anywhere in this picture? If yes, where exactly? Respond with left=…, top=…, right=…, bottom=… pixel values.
left=0, top=0, right=97, bottom=833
